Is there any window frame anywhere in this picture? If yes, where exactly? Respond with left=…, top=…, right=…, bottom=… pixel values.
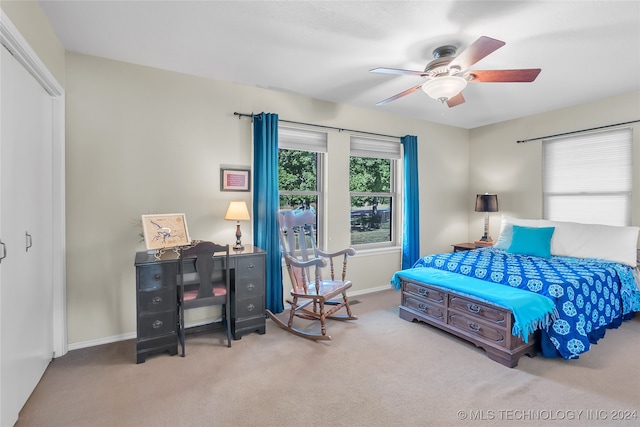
left=349, top=136, right=400, bottom=249
left=278, top=126, right=327, bottom=247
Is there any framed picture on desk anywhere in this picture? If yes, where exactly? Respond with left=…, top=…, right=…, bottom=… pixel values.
left=141, top=213, right=191, bottom=250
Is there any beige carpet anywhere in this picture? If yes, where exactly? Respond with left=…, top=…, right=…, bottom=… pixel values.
left=17, top=289, right=640, bottom=427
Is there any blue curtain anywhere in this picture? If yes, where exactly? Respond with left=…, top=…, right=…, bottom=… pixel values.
left=253, top=113, right=284, bottom=313
left=401, top=135, right=420, bottom=269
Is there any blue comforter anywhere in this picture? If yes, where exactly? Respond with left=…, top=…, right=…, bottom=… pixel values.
left=395, top=247, right=640, bottom=359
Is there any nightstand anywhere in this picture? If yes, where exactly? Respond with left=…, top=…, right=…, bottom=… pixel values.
left=451, top=242, right=476, bottom=252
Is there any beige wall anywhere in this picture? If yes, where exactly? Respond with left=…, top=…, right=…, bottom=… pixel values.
left=1, top=0, right=65, bottom=86
left=64, top=52, right=469, bottom=345
left=469, top=91, right=640, bottom=241
left=6, top=0, right=639, bottom=349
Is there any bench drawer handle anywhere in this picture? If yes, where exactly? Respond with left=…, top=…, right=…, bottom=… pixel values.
left=467, top=303, right=481, bottom=313
left=418, top=288, right=429, bottom=296
left=152, top=320, right=163, bottom=329
left=467, top=322, right=481, bottom=332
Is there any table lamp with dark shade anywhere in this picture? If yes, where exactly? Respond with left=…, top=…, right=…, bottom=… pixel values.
left=475, top=193, right=499, bottom=243
left=224, top=201, right=250, bottom=250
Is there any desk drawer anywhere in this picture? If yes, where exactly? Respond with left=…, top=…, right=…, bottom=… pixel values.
left=138, top=288, right=174, bottom=313
left=235, top=277, right=265, bottom=299
left=232, top=317, right=266, bottom=340
left=234, top=295, right=264, bottom=320
left=137, top=263, right=178, bottom=292
left=138, top=310, right=176, bottom=339
left=236, top=256, right=265, bottom=279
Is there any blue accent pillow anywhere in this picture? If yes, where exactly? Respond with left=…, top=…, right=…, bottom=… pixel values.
left=507, top=225, right=555, bottom=258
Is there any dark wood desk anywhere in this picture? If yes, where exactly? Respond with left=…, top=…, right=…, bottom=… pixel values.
left=134, top=244, right=266, bottom=363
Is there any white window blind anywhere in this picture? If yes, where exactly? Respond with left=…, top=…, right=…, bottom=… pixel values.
left=278, top=126, right=327, bottom=152
left=542, top=127, right=632, bottom=226
left=350, top=136, right=401, bottom=159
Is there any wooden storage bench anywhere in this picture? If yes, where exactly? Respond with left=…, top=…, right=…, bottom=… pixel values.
left=399, top=278, right=537, bottom=367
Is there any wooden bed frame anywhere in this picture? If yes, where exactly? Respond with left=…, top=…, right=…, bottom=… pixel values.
left=398, top=277, right=537, bottom=367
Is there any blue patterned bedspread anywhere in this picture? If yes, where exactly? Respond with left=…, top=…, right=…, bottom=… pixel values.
left=411, top=247, right=640, bottom=359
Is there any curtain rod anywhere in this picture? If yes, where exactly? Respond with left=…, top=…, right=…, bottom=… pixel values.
left=516, top=119, right=640, bottom=143
left=233, top=112, right=402, bottom=140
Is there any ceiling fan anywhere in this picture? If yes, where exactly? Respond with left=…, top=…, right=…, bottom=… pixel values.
left=370, top=36, right=541, bottom=108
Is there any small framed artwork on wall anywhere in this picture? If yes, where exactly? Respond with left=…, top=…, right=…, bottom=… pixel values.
left=221, top=168, right=251, bottom=192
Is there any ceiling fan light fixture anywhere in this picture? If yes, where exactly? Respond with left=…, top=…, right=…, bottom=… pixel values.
left=422, top=76, right=467, bottom=103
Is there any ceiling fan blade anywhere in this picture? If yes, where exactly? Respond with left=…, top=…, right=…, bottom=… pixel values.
left=449, top=36, right=505, bottom=71
left=466, top=69, right=541, bottom=82
left=446, top=92, right=465, bottom=108
left=376, top=84, right=423, bottom=105
left=370, top=67, right=427, bottom=77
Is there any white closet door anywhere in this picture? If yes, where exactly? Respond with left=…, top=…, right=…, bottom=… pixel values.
left=0, top=45, right=54, bottom=427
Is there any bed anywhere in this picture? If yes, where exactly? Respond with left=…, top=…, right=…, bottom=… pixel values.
left=391, top=216, right=640, bottom=367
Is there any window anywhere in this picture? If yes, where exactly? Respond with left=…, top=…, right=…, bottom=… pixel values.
left=278, top=127, right=326, bottom=244
left=543, top=128, right=632, bottom=226
left=349, top=136, right=400, bottom=248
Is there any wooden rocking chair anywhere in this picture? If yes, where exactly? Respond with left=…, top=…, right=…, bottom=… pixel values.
left=266, top=209, right=357, bottom=340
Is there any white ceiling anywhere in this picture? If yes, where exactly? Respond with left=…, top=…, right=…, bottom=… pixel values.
left=39, top=0, right=640, bottom=129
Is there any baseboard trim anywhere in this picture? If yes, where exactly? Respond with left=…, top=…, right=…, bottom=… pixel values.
left=66, top=317, right=224, bottom=352
left=350, top=285, right=392, bottom=296
left=65, top=287, right=393, bottom=352
left=67, top=332, right=136, bottom=352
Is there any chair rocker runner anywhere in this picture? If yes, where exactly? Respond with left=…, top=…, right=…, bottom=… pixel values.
left=267, top=209, right=357, bottom=340
left=178, top=241, right=232, bottom=356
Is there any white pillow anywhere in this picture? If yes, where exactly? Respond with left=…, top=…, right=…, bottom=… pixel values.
left=539, top=219, right=639, bottom=267
left=494, top=216, right=639, bottom=267
left=493, top=215, right=542, bottom=250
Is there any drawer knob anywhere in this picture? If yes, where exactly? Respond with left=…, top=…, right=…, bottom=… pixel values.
left=467, top=322, right=481, bottom=332
left=153, top=274, right=161, bottom=281
left=247, top=303, right=255, bottom=312
left=417, top=303, right=427, bottom=312
left=152, top=296, right=163, bottom=305
left=418, top=288, right=429, bottom=296
left=152, top=320, right=163, bottom=329
left=467, top=303, right=481, bottom=313
left=246, top=263, right=255, bottom=270
left=247, top=283, right=255, bottom=291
